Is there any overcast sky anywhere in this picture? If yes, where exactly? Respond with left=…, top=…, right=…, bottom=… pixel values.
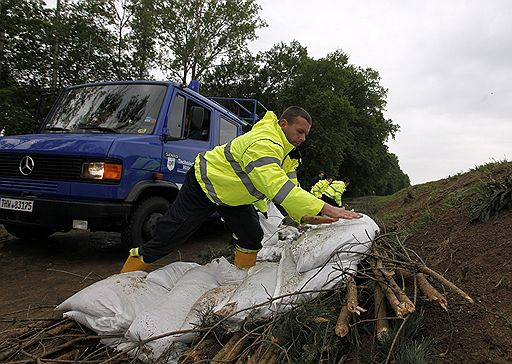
left=248, top=0, right=511, bottom=184
left=44, top=0, right=511, bottom=184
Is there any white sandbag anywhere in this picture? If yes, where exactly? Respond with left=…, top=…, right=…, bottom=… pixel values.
left=125, top=263, right=220, bottom=360
left=292, top=214, right=378, bottom=273
left=297, top=260, right=355, bottom=292
left=206, top=256, right=247, bottom=285
left=257, top=244, right=285, bottom=262
left=58, top=211, right=379, bottom=362
left=56, top=272, right=169, bottom=334
left=174, top=257, right=245, bottom=344
left=146, top=261, right=199, bottom=290
left=278, top=225, right=300, bottom=243
left=116, top=340, right=187, bottom=364
left=177, top=283, right=239, bottom=344
left=258, top=202, right=284, bottom=246
left=270, top=247, right=300, bottom=312
left=221, top=262, right=279, bottom=324
left=63, top=310, right=117, bottom=337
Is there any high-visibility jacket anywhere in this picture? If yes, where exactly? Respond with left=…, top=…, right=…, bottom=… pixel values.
left=282, top=148, right=301, bottom=185
left=324, top=180, right=347, bottom=206
left=194, top=111, right=324, bottom=222
left=310, top=179, right=331, bottom=198
left=254, top=146, right=300, bottom=214
left=311, top=179, right=347, bottom=206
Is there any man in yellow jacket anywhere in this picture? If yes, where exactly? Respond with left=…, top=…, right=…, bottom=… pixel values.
left=311, top=178, right=348, bottom=207
left=121, top=106, right=362, bottom=272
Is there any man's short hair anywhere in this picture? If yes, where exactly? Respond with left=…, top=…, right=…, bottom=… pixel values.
left=280, top=106, right=312, bottom=125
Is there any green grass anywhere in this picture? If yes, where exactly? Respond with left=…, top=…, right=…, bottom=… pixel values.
left=470, top=174, right=512, bottom=222
left=372, top=161, right=512, bottom=233
left=377, top=311, right=432, bottom=364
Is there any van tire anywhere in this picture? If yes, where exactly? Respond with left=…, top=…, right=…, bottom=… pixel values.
left=121, top=196, right=170, bottom=249
left=3, top=223, right=54, bottom=240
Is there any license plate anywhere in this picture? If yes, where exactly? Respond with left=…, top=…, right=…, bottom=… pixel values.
left=0, top=197, right=34, bottom=212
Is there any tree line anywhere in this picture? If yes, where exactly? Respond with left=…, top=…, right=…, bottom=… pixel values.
left=0, top=0, right=410, bottom=195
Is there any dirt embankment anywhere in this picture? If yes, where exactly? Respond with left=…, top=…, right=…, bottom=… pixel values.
left=373, top=161, right=512, bottom=363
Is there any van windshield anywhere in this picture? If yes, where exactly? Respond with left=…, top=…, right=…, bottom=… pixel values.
left=43, top=84, right=167, bottom=134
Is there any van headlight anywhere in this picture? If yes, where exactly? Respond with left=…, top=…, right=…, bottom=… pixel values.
left=82, top=162, right=122, bottom=181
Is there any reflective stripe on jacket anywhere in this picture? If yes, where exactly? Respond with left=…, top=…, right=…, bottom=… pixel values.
left=255, top=145, right=301, bottom=214
left=310, top=179, right=331, bottom=198
left=323, top=181, right=347, bottom=206
left=282, top=151, right=300, bottom=186
left=194, top=111, right=324, bottom=222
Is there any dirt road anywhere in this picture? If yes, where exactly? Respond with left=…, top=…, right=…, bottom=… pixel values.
left=0, top=224, right=230, bottom=330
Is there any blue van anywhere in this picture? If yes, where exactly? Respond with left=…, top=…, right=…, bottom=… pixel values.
left=0, top=81, right=264, bottom=248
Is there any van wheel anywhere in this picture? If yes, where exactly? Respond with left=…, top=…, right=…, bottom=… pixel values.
left=3, top=223, right=54, bottom=240
left=121, top=196, right=170, bottom=249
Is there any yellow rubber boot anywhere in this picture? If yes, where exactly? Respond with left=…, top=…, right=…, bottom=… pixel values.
left=120, top=256, right=151, bottom=273
left=233, top=246, right=258, bottom=268
left=120, top=248, right=151, bottom=273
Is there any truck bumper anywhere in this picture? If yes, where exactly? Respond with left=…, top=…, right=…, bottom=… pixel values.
left=0, top=194, right=131, bottom=232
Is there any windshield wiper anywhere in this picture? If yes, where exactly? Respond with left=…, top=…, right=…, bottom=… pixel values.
left=44, top=126, right=70, bottom=132
left=77, top=125, right=120, bottom=134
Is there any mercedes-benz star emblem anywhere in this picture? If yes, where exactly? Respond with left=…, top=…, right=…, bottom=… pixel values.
left=19, top=156, right=35, bottom=176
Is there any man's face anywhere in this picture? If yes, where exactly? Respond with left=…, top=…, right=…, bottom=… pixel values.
left=278, top=116, right=311, bottom=147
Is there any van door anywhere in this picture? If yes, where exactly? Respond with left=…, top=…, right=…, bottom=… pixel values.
left=162, top=92, right=214, bottom=186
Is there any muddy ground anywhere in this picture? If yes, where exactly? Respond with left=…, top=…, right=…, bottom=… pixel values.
left=403, top=209, right=512, bottom=363
left=370, top=163, right=512, bottom=364
left=0, top=223, right=231, bottom=331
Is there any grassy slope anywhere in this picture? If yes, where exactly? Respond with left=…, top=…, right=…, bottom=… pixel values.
left=351, top=160, right=512, bottom=233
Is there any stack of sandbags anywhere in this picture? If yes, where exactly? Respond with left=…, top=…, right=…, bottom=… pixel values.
left=57, top=213, right=379, bottom=363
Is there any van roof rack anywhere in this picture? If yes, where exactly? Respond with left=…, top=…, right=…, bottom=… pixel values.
left=208, top=97, right=267, bottom=125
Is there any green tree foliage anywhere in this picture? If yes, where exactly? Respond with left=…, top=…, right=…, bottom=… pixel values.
left=128, top=0, right=157, bottom=79
left=0, top=0, right=143, bottom=135
left=156, top=0, right=266, bottom=84
left=254, top=41, right=310, bottom=110
left=0, top=0, right=52, bottom=87
left=106, top=0, right=133, bottom=79
left=202, top=40, right=309, bottom=118
left=204, top=42, right=410, bottom=196
left=53, top=0, right=118, bottom=86
left=0, top=0, right=52, bottom=135
left=3, top=0, right=267, bottom=135
left=285, top=51, right=409, bottom=195
left=202, top=51, right=260, bottom=98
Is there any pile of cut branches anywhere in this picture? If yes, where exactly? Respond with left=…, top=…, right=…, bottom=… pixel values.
left=0, top=319, right=128, bottom=363
left=179, top=232, right=474, bottom=363
left=0, top=232, right=473, bottom=364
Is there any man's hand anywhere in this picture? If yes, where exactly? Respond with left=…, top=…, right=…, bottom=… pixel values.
left=301, top=215, right=339, bottom=225
left=301, top=203, right=363, bottom=226
left=321, top=203, right=363, bottom=220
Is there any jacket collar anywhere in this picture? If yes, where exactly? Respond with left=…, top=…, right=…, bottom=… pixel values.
left=257, top=111, right=295, bottom=155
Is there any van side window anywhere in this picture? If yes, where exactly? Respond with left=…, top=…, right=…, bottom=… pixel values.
left=184, top=100, right=211, bottom=141
left=167, top=94, right=211, bottom=141
left=167, top=94, right=185, bottom=137
left=219, top=117, right=238, bottom=145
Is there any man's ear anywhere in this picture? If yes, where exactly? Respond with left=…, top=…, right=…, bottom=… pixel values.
left=278, top=118, right=288, bottom=128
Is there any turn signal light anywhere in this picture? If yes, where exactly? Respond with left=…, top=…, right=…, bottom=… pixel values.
left=82, top=162, right=122, bottom=181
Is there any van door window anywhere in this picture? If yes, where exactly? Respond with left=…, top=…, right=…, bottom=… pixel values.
left=184, top=100, right=211, bottom=141
left=168, top=93, right=211, bottom=141
left=219, top=117, right=238, bottom=145
left=167, top=94, right=185, bottom=138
